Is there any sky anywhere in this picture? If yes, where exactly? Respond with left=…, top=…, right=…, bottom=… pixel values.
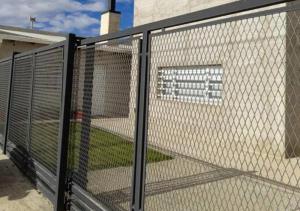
left=0, top=0, right=134, bottom=37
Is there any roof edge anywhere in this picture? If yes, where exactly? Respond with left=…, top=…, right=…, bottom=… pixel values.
left=0, top=24, right=68, bottom=37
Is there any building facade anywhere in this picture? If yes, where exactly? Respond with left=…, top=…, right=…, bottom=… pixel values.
left=134, top=0, right=238, bottom=26
left=72, top=1, right=300, bottom=191
left=0, top=25, right=66, bottom=59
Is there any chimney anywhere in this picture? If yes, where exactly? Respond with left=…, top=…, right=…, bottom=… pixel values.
left=100, top=0, right=121, bottom=35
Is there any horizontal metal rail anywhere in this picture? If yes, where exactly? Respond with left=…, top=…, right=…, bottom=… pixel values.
left=0, top=56, right=12, bottom=64
left=5, top=142, right=57, bottom=189
left=151, top=0, right=300, bottom=37
left=14, top=41, right=66, bottom=58
left=81, top=0, right=295, bottom=45
left=71, top=184, right=110, bottom=211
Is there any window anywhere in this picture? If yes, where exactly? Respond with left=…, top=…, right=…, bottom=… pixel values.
left=157, top=65, right=223, bottom=104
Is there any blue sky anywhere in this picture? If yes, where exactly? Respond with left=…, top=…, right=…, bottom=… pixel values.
left=0, top=0, right=134, bottom=37
left=75, top=0, right=134, bottom=36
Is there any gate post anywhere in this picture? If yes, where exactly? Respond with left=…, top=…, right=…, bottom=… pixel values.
left=3, top=52, right=16, bottom=155
left=55, top=34, right=77, bottom=211
left=131, top=31, right=151, bottom=211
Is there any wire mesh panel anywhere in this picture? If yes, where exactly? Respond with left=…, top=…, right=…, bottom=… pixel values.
left=0, top=59, right=11, bottom=147
left=69, top=38, right=141, bottom=210
left=144, top=5, right=300, bottom=211
left=69, top=38, right=173, bottom=210
left=7, top=55, right=33, bottom=153
left=30, top=48, right=64, bottom=174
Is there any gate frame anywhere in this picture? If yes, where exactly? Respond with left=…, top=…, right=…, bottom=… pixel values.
left=2, top=53, right=15, bottom=154
left=71, top=0, right=299, bottom=211
left=1, top=1, right=300, bottom=211
left=2, top=38, right=74, bottom=208
left=55, top=34, right=77, bottom=211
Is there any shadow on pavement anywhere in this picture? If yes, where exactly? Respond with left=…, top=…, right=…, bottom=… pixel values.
left=0, top=149, right=35, bottom=201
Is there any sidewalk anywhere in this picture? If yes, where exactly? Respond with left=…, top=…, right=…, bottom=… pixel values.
left=0, top=154, right=53, bottom=211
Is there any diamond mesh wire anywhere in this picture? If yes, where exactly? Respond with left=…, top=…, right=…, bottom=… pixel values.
left=30, top=48, right=64, bottom=174
left=144, top=8, right=300, bottom=211
left=7, top=55, right=33, bottom=153
left=0, top=60, right=11, bottom=147
left=69, top=39, right=140, bottom=210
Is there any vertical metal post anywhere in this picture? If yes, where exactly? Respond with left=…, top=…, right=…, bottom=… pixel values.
left=3, top=53, right=16, bottom=154
left=55, top=34, right=77, bottom=211
left=27, top=53, right=36, bottom=154
left=77, top=44, right=95, bottom=188
left=131, top=31, right=150, bottom=211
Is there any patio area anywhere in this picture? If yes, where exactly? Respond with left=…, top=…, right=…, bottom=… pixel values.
left=85, top=154, right=300, bottom=211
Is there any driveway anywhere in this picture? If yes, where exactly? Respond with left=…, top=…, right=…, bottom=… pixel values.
left=0, top=154, right=53, bottom=211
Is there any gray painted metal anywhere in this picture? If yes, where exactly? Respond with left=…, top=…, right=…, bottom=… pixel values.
left=5, top=140, right=57, bottom=190
left=1, top=54, right=14, bottom=154
left=27, top=53, right=35, bottom=153
left=3, top=41, right=67, bottom=210
left=131, top=32, right=150, bottom=211
left=55, top=34, right=77, bottom=211
left=14, top=41, right=66, bottom=59
left=2, top=1, right=300, bottom=210
left=71, top=184, right=109, bottom=211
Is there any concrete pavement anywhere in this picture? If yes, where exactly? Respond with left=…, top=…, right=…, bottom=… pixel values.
left=0, top=154, right=53, bottom=211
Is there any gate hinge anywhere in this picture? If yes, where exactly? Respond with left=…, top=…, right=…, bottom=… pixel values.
left=64, top=174, right=73, bottom=211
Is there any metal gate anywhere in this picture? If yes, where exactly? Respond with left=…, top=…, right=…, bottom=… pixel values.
left=2, top=1, right=300, bottom=211
left=0, top=36, right=76, bottom=209
left=0, top=57, right=12, bottom=150
left=67, top=1, right=300, bottom=210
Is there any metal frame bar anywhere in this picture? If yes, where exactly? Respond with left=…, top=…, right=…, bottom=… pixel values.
left=27, top=53, right=35, bottom=154
left=3, top=53, right=15, bottom=154
left=131, top=31, right=151, bottom=211
left=0, top=56, right=13, bottom=64
left=151, top=0, right=300, bottom=37
left=55, top=34, right=77, bottom=211
left=36, top=179, right=56, bottom=204
left=71, top=184, right=110, bottom=211
left=81, top=0, right=296, bottom=45
left=15, top=41, right=66, bottom=58
left=5, top=142, right=57, bottom=204
left=5, top=140, right=57, bottom=188
left=2, top=1, right=300, bottom=210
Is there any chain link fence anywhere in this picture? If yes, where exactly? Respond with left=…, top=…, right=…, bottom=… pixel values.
left=68, top=38, right=141, bottom=210
left=144, top=6, right=300, bottom=211
left=1, top=1, right=300, bottom=211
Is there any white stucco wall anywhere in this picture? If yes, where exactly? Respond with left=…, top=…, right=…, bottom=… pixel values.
left=134, top=0, right=239, bottom=26
left=0, top=40, right=46, bottom=59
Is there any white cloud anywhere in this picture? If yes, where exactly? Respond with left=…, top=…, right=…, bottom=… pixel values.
left=45, top=13, right=99, bottom=34
left=0, top=0, right=106, bottom=35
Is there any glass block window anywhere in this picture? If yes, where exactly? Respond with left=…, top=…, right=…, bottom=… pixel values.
left=157, top=65, right=223, bottom=104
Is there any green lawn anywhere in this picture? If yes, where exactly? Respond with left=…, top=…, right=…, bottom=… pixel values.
left=68, top=123, right=172, bottom=171
left=31, top=122, right=172, bottom=172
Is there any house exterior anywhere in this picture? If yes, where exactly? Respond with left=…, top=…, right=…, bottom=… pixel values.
left=72, top=0, right=300, bottom=189
left=130, top=0, right=300, bottom=186
left=0, top=25, right=66, bottom=147
left=0, top=25, right=66, bottom=59
left=133, top=0, right=238, bottom=26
